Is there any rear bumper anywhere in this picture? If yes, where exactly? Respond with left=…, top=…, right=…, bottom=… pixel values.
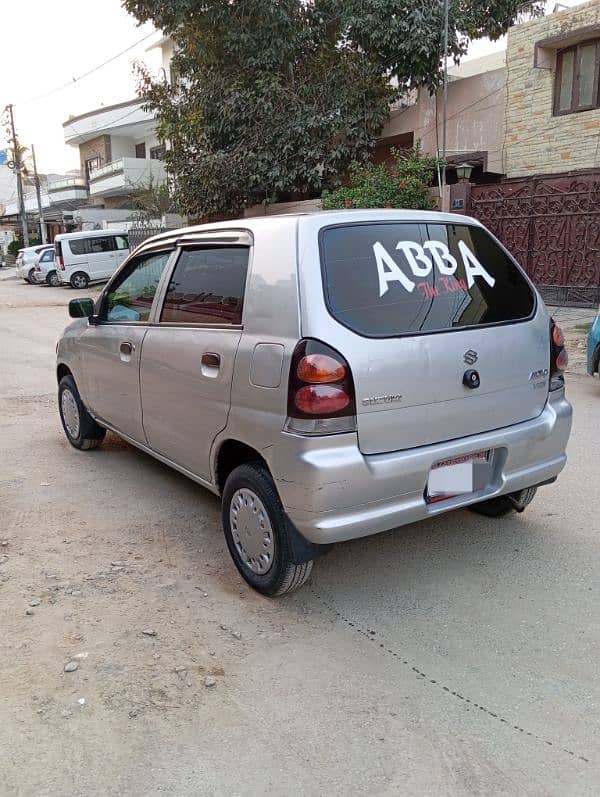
left=273, top=389, right=573, bottom=544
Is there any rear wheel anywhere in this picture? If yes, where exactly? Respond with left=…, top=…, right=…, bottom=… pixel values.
left=58, top=375, right=105, bottom=450
left=470, top=487, right=538, bottom=518
left=222, top=463, right=313, bottom=596
left=70, top=272, right=89, bottom=289
left=47, top=270, right=60, bottom=287
left=27, top=268, right=35, bottom=284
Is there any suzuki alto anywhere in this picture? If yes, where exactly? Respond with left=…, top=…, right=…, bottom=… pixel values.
left=56, top=211, right=572, bottom=595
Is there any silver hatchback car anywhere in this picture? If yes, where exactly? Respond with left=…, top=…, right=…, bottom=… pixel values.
left=56, top=211, right=572, bottom=595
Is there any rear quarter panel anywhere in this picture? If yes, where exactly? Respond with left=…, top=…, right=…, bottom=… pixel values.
left=210, top=217, right=301, bottom=481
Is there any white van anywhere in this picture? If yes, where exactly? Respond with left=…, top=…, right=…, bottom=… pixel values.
left=55, top=230, right=130, bottom=288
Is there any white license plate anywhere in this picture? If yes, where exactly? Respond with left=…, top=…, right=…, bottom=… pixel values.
left=427, top=451, right=489, bottom=499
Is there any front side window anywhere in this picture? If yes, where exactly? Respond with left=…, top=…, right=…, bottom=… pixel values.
left=554, top=40, right=600, bottom=114
left=114, top=234, right=129, bottom=251
left=40, top=250, right=54, bottom=262
left=160, top=247, right=248, bottom=325
left=104, top=250, right=172, bottom=323
left=320, top=222, right=535, bottom=338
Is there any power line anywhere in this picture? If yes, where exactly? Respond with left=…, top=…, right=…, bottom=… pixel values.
left=17, top=31, right=157, bottom=107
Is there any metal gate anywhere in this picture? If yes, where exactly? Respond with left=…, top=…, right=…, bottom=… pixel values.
left=469, top=173, right=600, bottom=306
left=128, top=225, right=165, bottom=251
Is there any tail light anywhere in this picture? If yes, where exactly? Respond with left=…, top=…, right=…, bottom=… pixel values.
left=285, top=339, right=356, bottom=435
left=550, top=319, right=568, bottom=390
left=55, top=242, right=65, bottom=270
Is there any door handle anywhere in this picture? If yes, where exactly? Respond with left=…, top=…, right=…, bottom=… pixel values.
left=201, top=352, right=221, bottom=368
left=201, top=352, right=221, bottom=377
left=120, top=341, right=135, bottom=355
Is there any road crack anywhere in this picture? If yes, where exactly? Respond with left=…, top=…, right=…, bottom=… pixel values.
left=310, top=585, right=590, bottom=765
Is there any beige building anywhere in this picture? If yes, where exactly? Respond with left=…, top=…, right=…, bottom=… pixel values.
left=380, top=1, right=600, bottom=183
left=378, top=51, right=507, bottom=182
left=504, top=0, right=600, bottom=178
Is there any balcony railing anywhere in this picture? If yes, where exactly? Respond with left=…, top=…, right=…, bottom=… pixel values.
left=48, top=176, right=88, bottom=192
left=88, top=157, right=167, bottom=196
left=89, top=159, right=127, bottom=181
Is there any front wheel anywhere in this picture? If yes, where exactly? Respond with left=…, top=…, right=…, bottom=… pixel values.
left=58, top=375, right=105, bottom=450
left=47, top=270, right=60, bottom=287
left=70, top=272, right=89, bottom=289
left=469, top=487, right=538, bottom=518
left=222, top=463, right=313, bottom=596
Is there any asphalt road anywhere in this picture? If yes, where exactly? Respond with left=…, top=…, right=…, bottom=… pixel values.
left=1, top=274, right=599, bottom=796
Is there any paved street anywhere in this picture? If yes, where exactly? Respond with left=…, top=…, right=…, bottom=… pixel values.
left=1, top=275, right=599, bottom=796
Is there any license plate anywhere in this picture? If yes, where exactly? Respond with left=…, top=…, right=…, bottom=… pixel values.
left=427, top=451, right=490, bottom=501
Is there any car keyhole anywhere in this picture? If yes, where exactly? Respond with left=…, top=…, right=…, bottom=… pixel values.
left=463, top=369, right=480, bottom=389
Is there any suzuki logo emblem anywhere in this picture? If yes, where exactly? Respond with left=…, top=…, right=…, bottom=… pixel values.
left=464, top=349, right=478, bottom=365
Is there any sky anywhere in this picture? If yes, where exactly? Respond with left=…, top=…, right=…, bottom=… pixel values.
left=0, top=0, right=160, bottom=175
left=0, top=0, right=589, bottom=178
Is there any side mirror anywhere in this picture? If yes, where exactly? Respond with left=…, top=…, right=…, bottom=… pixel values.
left=69, top=298, right=95, bottom=319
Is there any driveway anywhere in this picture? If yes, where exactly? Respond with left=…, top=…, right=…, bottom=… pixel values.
left=1, top=278, right=599, bottom=795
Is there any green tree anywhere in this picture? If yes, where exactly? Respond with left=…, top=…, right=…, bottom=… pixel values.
left=124, top=0, right=543, bottom=217
left=128, top=175, right=174, bottom=222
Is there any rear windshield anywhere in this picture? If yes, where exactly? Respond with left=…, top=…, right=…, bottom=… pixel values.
left=320, top=222, right=535, bottom=337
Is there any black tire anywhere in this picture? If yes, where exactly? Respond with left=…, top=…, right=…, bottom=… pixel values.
left=222, top=463, right=313, bottom=596
left=58, top=375, right=105, bottom=451
left=27, top=268, right=36, bottom=284
left=469, top=487, right=538, bottom=518
left=70, top=272, right=89, bottom=289
left=47, top=270, right=60, bottom=287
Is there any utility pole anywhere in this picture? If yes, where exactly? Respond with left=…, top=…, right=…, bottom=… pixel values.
left=441, top=0, right=449, bottom=199
left=6, top=104, right=29, bottom=247
left=31, top=144, right=47, bottom=244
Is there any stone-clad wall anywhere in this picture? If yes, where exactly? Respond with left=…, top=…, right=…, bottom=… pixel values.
left=505, top=0, right=600, bottom=178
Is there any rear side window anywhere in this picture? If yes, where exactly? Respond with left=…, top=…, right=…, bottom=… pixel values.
left=68, top=238, right=88, bottom=255
left=67, top=236, right=114, bottom=255
left=320, top=222, right=535, bottom=337
left=160, top=247, right=248, bottom=325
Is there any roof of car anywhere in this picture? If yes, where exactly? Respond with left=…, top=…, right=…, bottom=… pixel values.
left=139, top=209, right=482, bottom=250
left=18, top=244, right=53, bottom=254
left=55, top=229, right=128, bottom=240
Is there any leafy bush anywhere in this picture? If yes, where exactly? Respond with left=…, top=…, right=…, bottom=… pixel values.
left=7, top=237, right=40, bottom=256
left=321, top=146, right=442, bottom=210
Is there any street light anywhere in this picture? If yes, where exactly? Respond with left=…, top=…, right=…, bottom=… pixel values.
left=455, top=163, right=474, bottom=183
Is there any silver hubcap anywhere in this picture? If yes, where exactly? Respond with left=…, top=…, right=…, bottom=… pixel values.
left=50, top=273, right=59, bottom=286
left=230, top=488, right=275, bottom=575
left=73, top=275, right=86, bottom=288
left=61, top=388, right=80, bottom=439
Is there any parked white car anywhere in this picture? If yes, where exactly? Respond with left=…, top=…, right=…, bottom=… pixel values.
left=31, top=247, right=60, bottom=286
left=16, top=244, right=53, bottom=283
left=55, top=230, right=130, bottom=288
